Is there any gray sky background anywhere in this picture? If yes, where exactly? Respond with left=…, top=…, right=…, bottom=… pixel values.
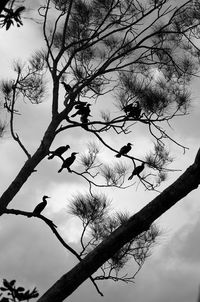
left=0, top=2, right=200, bottom=301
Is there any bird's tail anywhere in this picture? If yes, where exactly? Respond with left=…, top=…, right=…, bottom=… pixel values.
left=128, top=174, right=134, bottom=180
left=115, top=153, right=121, bottom=158
left=48, top=154, right=54, bottom=160
left=58, top=167, right=63, bottom=173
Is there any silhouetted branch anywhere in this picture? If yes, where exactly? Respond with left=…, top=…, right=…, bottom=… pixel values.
left=3, top=208, right=103, bottom=297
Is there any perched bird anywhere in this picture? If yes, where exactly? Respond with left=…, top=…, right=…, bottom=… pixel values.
left=80, top=114, right=90, bottom=129
left=62, top=82, right=77, bottom=107
left=83, top=104, right=91, bottom=116
left=58, top=152, right=78, bottom=173
left=74, top=101, right=88, bottom=109
left=48, top=145, right=70, bottom=160
left=123, top=103, right=133, bottom=114
left=74, top=101, right=88, bottom=110
left=128, top=101, right=142, bottom=119
left=33, top=195, right=50, bottom=215
left=61, top=81, right=72, bottom=94
left=115, top=143, right=132, bottom=158
left=71, top=103, right=91, bottom=118
left=123, top=101, right=142, bottom=119
left=128, top=162, right=145, bottom=180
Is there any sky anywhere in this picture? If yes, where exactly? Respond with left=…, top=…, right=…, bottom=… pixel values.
left=1, top=1, right=200, bottom=302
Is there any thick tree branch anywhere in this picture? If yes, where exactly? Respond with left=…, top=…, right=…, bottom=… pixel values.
left=3, top=208, right=103, bottom=297
left=0, top=116, right=62, bottom=213
left=37, top=148, right=200, bottom=302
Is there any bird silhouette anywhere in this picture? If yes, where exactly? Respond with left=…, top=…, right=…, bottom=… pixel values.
left=33, top=195, right=50, bottom=215
left=48, top=145, right=70, bottom=160
left=128, top=162, right=145, bottom=180
left=71, top=103, right=91, bottom=118
left=123, top=103, right=133, bottom=114
left=123, top=101, right=142, bottom=119
left=61, top=81, right=72, bottom=94
left=115, top=143, right=132, bottom=158
left=58, top=152, right=78, bottom=173
left=80, top=114, right=90, bottom=129
left=128, top=101, right=142, bottom=119
left=74, top=101, right=88, bottom=110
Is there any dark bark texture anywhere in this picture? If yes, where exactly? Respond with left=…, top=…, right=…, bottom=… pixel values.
left=37, top=149, right=200, bottom=302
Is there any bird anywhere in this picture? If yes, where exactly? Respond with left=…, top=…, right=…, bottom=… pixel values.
left=128, top=162, right=145, bottom=180
left=48, top=145, right=70, bottom=160
left=80, top=114, right=90, bottom=129
left=33, top=195, right=50, bottom=215
left=74, top=101, right=88, bottom=110
left=127, top=101, right=142, bottom=119
left=123, top=103, right=133, bottom=114
left=58, top=152, right=78, bottom=173
left=115, top=143, right=132, bottom=158
left=71, top=103, right=91, bottom=118
left=61, top=81, right=72, bottom=94
left=83, top=104, right=91, bottom=116
left=62, top=82, right=77, bottom=107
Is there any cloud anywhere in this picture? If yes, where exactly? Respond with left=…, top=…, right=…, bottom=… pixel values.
left=1, top=2, right=200, bottom=302
left=162, top=216, right=200, bottom=265
left=0, top=213, right=80, bottom=296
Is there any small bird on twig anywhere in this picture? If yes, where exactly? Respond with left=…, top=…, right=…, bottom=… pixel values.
left=71, top=103, right=91, bottom=118
left=123, top=103, right=133, bottom=114
left=48, top=145, right=70, bottom=160
left=128, top=101, right=142, bottom=119
left=58, top=152, right=78, bottom=173
left=74, top=101, right=88, bottom=110
left=62, top=82, right=77, bottom=106
left=128, top=162, right=145, bottom=180
left=124, top=101, right=142, bottom=119
left=80, top=114, right=90, bottom=129
left=33, top=195, right=50, bottom=215
left=71, top=102, right=92, bottom=129
left=115, top=143, right=132, bottom=158
left=61, top=81, right=72, bottom=94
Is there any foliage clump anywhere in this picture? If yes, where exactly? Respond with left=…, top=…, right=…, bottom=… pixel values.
left=0, top=279, right=39, bottom=302
left=69, top=192, right=159, bottom=282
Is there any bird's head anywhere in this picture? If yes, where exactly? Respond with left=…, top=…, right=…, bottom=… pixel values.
left=43, top=195, right=50, bottom=201
left=66, top=144, right=70, bottom=148
left=128, top=143, right=132, bottom=146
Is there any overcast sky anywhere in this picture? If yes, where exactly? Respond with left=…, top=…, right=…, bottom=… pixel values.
left=1, top=2, right=200, bottom=302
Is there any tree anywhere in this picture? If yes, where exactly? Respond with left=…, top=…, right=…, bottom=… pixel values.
left=0, top=0, right=200, bottom=301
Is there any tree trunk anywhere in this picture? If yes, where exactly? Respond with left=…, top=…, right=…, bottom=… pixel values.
left=37, top=149, right=200, bottom=302
left=0, top=118, right=60, bottom=212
